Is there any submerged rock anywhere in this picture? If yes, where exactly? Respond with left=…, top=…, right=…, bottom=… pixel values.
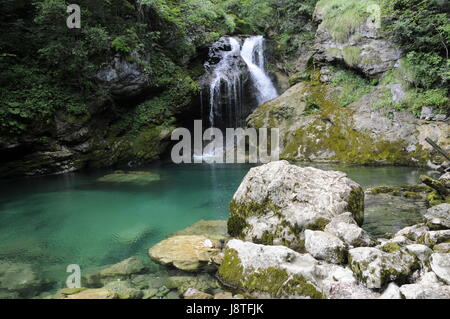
left=304, top=230, right=347, bottom=264
left=65, top=288, right=118, bottom=299
left=148, top=235, right=222, bottom=272
left=348, top=247, right=418, bottom=289
left=84, top=257, right=149, bottom=287
left=228, top=161, right=364, bottom=250
left=171, top=220, right=229, bottom=241
left=97, top=171, right=160, bottom=186
left=183, top=288, right=214, bottom=300
left=218, top=239, right=323, bottom=299
left=163, top=274, right=220, bottom=295
left=103, top=281, right=143, bottom=299
left=0, top=261, right=52, bottom=298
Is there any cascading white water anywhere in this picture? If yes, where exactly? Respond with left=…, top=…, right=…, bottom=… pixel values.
left=240, top=36, right=278, bottom=105
left=207, top=38, right=242, bottom=128
left=198, top=35, right=279, bottom=161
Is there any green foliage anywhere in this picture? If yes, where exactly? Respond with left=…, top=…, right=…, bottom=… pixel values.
left=329, top=68, right=373, bottom=106
left=0, top=62, right=87, bottom=135
left=400, top=52, right=449, bottom=88
left=316, top=0, right=376, bottom=42
left=399, top=89, right=449, bottom=117
left=342, top=46, right=362, bottom=67
left=111, top=29, right=143, bottom=54
left=382, top=0, right=449, bottom=56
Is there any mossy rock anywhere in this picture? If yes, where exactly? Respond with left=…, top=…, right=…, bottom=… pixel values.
left=218, top=245, right=323, bottom=299
left=97, top=171, right=160, bottom=186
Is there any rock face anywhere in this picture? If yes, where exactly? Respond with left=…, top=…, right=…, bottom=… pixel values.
left=148, top=235, right=222, bottom=272
left=228, top=161, right=364, bottom=250
left=96, top=53, right=151, bottom=99
left=304, top=230, right=347, bottom=264
left=313, top=0, right=401, bottom=76
left=247, top=74, right=449, bottom=168
left=348, top=247, right=418, bottom=289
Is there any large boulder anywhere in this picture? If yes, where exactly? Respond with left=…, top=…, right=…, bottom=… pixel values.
left=148, top=235, right=222, bottom=272
left=228, top=161, right=364, bottom=250
left=348, top=247, right=419, bottom=289
left=313, top=0, right=401, bottom=76
left=217, top=239, right=324, bottom=299
left=304, top=230, right=347, bottom=264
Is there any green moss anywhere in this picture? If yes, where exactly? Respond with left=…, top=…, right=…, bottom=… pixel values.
left=426, top=191, right=450, bottom=207
left=368, top=185, right=431, bottom=201
left=255, top=231, right=276, bottom=246
left=132, top=126, right=172, bottom=161
left=381, top=243, right=401, bottom=253
left=281, top=80, right=429, bottom=167
left=346, top=187, right=365, bottom=226
left=305, top=217, right=330, bottom=231
left=218, top=249, right=323, bottom=299
left=228, top=199, right=280, bottom=237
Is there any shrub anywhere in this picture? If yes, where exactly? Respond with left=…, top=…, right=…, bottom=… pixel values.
left=315, top=0, right=377, bottom=42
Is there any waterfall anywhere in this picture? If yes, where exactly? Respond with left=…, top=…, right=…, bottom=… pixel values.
left=206, top=37, right=243, bottom=128
left=198, top=35, right=278, bottom=161
left=203, top=35, right=278, bottom=129
left=240, top=36, right=278, bottom=105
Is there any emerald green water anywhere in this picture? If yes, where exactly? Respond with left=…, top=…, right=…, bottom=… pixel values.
left=0, top=163, right=434, bottom=294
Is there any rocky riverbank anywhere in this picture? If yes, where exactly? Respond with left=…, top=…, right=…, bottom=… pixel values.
left=37, top=161, right=450, bottom=299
